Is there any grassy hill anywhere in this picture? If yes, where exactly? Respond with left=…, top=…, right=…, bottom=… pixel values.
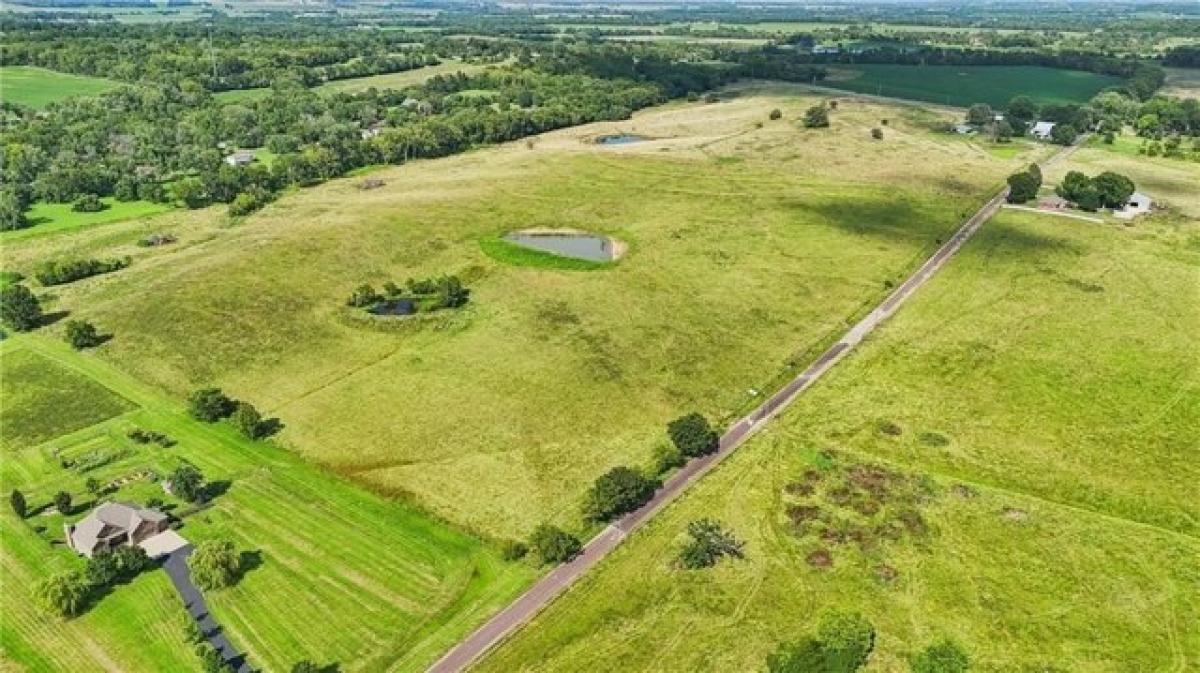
left=1, top=84, right=1045, bottom=540
left=478, top=183, right=1200, bottom=671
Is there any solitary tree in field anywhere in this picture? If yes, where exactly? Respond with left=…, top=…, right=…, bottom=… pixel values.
left=188, top=388, right=235, bottom=422
left=53, top=491, right=72, bottom=515
left=169, top=463, right=205, bottom=503
left=667, top=413, right=719, bottom=458
left=10, top=489, right=27, bottom=518
left=769, top=108, right=783, bottom=120
left=803, top=105, right=830, bottom=128
left=870, top=128, right=883, bottom=140
left=189, top=538, right=242, bottom=590
left=0, top=284, right=43, bottom=332
left=1006, top=171, right=1039, bottom=204
left=64, top=319, right=102, bottom=349
left=230, top=401, right=264, bottom=439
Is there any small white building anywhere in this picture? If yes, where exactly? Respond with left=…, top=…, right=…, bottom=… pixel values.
left=224, top=150, right=254, bottom=167
left=1114, top=192, right=1152, bottom=220
left=1031, top=121, right=1056, bottom=140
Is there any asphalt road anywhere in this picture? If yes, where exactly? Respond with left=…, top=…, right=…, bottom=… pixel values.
left=162, top=546, right=254, bottom=673
left=427, top=140, right=1084, bottom=673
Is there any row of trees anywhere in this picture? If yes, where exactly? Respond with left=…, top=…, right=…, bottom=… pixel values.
left=187, top=388, right=273, bottom=440
left=513, top=412, right=722, bottom=567
left=33, top=257, right=130, bottom=286
left=2, top=17, right=453, bottom=91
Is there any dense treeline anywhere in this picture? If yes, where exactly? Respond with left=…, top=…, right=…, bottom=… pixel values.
left=1165, top=45, right=1200, bottom=68
left=1, top=42, right=732, bottom=224
left=0, top=19, right=514, bottom=91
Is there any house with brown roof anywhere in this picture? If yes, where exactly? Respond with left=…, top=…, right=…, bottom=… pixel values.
left=64, top=501, right=172, bottom=558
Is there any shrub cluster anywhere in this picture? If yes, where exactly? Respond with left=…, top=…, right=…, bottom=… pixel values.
left=528, top=524, right=582, bottom=564
left=36, top=546, right=153, bottom=617
left=188, top=388, right=271, bottom=439
left=347, top=275, right=471, bottom=312
left=188, top=538, right=243, bottom=591
left=767, top=611, right=875, bottom=673
left=34, top=257, right=129, bottom=286
left=64, top=319, right=102, bottom=349
left=1056, top=170, right=1135, bottom=211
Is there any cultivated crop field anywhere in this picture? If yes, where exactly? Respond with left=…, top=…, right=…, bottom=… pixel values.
left=820, top=64, right=1124, bottom=108
left=480, top=195, right=1200, bottom=672
left=0, top=66, right=120, bottom=109
left=0, top=337, right=533, bottom=673
left=0, top=84, right=1043, bottom=540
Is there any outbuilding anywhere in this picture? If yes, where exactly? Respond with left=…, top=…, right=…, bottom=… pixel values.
left=1030, top=121, right=1056, bottom=140
left=1114, top=192, right=1152, bottom=220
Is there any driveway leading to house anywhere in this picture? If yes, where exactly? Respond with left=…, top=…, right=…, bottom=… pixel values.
left=161, top=546, right=253, bottom=673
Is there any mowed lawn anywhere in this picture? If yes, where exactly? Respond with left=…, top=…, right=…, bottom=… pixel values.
left=0, top=65, right=120, bottom=109
left=479, top=201, right=1200, bottom=673
left=821, top=64, right=1123, bottom=108
left=3, top=198, right=173, bottom=242
left=0, top=338, right=533, bottom=673
left=1, top=86, right=1042, bottom=540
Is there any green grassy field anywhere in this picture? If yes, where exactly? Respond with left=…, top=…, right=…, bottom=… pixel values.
left=0, top=66, right=121, bottom=109
left=314, top=60, right=493, bottom=95
left=479, top=202, right=1200, bottom=672
left=820, top=64, right=1123, bottom=108
left=0, top=349, right=134, bottom=451
left=0, top=85, right=1041, bottom=541
left=5, top=199, right=174, bottom=242
left=0, top=337, right=533, bottom=673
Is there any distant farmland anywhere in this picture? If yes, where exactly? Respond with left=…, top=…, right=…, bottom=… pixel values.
left=819, top=64, right=1123, bottom=108
left=0, top=65, right=120, bottom=108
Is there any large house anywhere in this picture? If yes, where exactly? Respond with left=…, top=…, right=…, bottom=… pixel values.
left=64, top=501, right=172, bottom=558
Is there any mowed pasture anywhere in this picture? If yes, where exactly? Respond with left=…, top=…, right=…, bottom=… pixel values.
left=480, top=198, right=1200, bottom=672
left=2, top=84, right=1044, bottom=540
left=820, top=64, right=1123, bottom=108
left=0, top=66, right=120, bottom=109
left=314, top=59, right=494, bottom=95
left=0, top=337, right=533, bottom=673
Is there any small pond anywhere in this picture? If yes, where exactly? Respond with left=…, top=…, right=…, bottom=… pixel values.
left=369, top=299, right=416, bottom=316
left=503, top=232, right=617, bottom=262
left=596, top=134, right=647, bottom=146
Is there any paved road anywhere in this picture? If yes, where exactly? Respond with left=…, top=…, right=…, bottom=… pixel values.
left=427, top=140, right=1084, bottom=673
left=162, top=546, right=253, bottom=673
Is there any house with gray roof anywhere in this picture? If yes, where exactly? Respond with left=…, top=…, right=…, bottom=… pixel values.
left=64, top=501, right=172, bottom=558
